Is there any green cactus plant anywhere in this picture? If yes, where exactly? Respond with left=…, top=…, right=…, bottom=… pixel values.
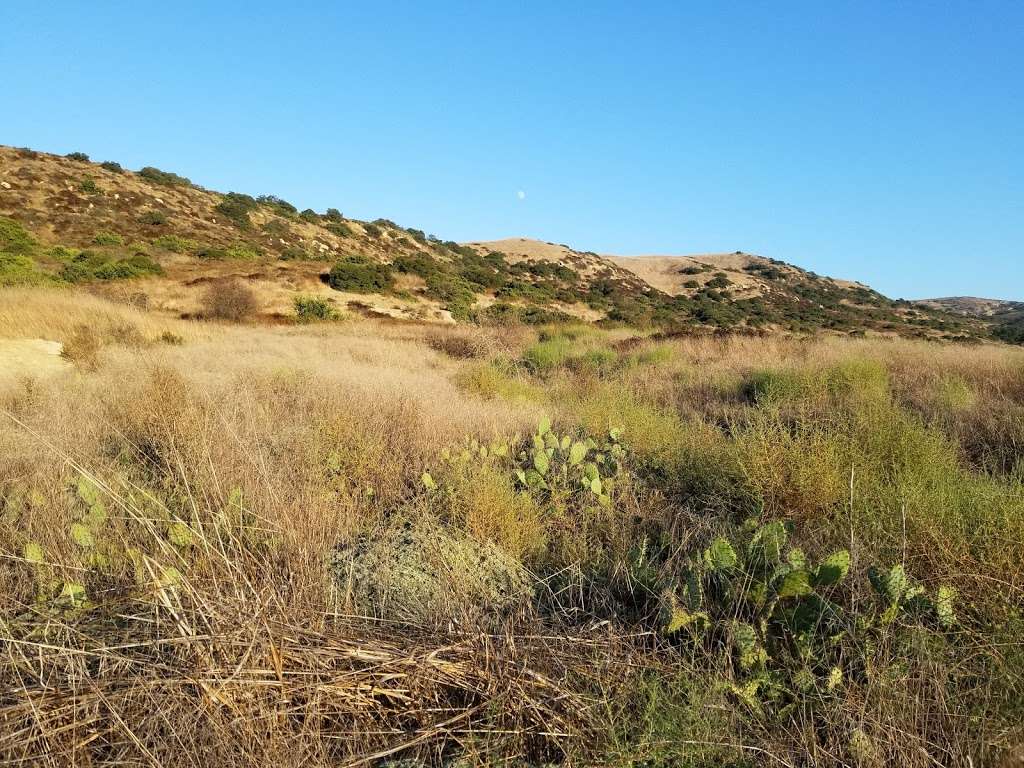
left=662, top=519, right=854, bottom=715
left=868, top=563, right=956, bottom=628
left=661, top=518, right=962, bottom=720
left=22, top=541, right=44, bottom=564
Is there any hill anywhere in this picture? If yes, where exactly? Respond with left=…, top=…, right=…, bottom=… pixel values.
left=3, top=146, right=1024, bottom=767
left=0, top=144, right=1008, bottom=341
left=921, top=297, right=1024, bottom=344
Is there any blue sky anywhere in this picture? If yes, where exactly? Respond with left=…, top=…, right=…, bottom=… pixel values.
left=3, top=1, right=1022, bottom=299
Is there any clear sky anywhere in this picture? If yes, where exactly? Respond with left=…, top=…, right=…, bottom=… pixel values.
left=3, top=1, right=1022, bottom=300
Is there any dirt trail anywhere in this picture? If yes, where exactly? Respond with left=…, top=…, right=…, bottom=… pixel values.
left=0, top=338, right=71, bottom=387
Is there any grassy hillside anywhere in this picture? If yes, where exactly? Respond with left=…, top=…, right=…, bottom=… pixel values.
left=923, top=297, right=1024, bottom=344
left=1, top=145, right=1004, bottom=341
left=1, top=287, right=1023, bottom=766
left=2, top=144, right=1023, bottom=766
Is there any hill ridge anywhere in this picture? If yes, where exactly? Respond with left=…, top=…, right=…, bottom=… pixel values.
left=0, top=144, right=1014, bottom=342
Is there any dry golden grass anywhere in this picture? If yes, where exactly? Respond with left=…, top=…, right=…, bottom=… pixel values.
left=1, top=288, right=1023, bottom=766
left=0, top=286, right=200, bottom=342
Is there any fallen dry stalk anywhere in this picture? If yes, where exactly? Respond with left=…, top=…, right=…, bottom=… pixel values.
left=0, top=588, right=656, bottom=767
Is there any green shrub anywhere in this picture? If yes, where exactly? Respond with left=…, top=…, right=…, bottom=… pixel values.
left=60, top=251, right=162, bottom=282
left=425, top=272, right=477, bottom=321
left=706, top=273, right=731, bottom=289
left=293, top=295, right=340, bottom=322
left=93, top=256, right=162, bottom=280
left=99, top=161, right=124, bottom=173
left=261, top=218, right=291, bottom=236
left=299, top=209, right=320, bottom=223
left=279, top=246, right=313, bottom=261
left=327, top=255, right=394, bottom=293
left=65, top=151, right=90, bottom=162
left=92, top=231, right=124, bottom=246
left=137, top=166, right=191, bottom=187
left=324, top=208, right=344, bottom=222
left=256, top=195, right=296, bottom=215
left=524, top=336, right=575, bottom=373
left=46, top=245, right=77, bottom=260
left=153, top=235, right=198, bottom=253
left=0, top=253, right=48, bottom=286
left=325, top=221, right=353, bottom=238
left=215, top=192, right=258, bottom=228
left=78, top=178, right=100, bottom=195
left=138, top=211, right=167, bottom=226
left=679, top=264, right=709, bottom=275
left=0, top=217, right=36, bottom=255
left=567, top=347, right=619, bottom=375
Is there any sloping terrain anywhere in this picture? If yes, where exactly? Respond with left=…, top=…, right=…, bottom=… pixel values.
left=922, top=296, right=1024, bottom=344
left=0, top=144, right=1007, bottom=341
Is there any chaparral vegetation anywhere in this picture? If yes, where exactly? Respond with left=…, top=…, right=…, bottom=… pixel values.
left=0, top=146, right=1022, bottom=767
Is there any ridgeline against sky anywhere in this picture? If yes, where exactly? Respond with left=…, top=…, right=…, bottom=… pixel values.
left=3, top=1, right=1022, bottom=300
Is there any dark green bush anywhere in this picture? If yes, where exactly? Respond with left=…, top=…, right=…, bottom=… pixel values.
left=261, top=218, right=290, bottom=236
left=279, top=247, right=313, bottom=261
left=706, top=273, right=731, bottom=289
left=138, top=166, right=191, bottom=187
left=257, top=195, right=297, bottom=216
left=65, top=152, right=90, bottom=162
left=474, top=302, right=571, bottom=326
left=324, top=208, right=344, bottom=222
left=78, top=178, right=101, bottom=195
left=138, top=211, right=167, bottom=226
left=93, top=254, right=163, bottom=280
left=327, top=255, right=394, bottom=293
left=325, top=221, right=353, bottom=238
left=60, top=251, right=162, bottom=282
left=300, top=209, right=320, bottom=223
left=215, top=192, right=258, bottom=228
left=426, top=272, right=477, bottom=321
left=100, top=161, right=124, bottom=173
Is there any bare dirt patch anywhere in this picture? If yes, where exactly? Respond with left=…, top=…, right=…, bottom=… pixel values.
left=0, top=338, right=71, bottom=386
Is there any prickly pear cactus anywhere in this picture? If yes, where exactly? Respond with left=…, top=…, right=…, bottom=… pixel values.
left=425, top=416, right=628, bottom=513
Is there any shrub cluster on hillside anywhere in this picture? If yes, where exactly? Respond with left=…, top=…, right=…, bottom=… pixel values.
left=137, top=166, right=192, bottom=187
left=60, top=251, right=163, bottom=282
left=327, top=254, right=394, bottom=293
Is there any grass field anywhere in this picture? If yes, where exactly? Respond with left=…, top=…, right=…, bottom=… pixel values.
left=1, top=288, right=1022, bottom=766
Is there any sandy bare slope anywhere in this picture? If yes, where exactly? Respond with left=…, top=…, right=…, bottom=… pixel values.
left=0, top=338, right=70, bottom=388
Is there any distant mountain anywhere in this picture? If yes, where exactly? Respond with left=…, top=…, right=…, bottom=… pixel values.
left=0, top=144, right=1009, bottom=342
